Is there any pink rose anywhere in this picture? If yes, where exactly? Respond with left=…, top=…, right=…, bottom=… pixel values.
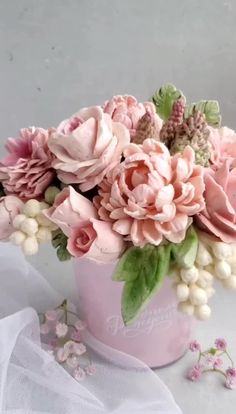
left=209, top=126, right=236, bottom=166
left=0, top=195, right=23, bottom=240
left=48, top=106, right=130, bottom=192
left=95, top=139, right=205, bottom=247
left=103, top=95, right=162, bottom=137
left=196, top=159, right=236, bottom=243
left=44, top=186, right=125, bottom=263
left=0, top=127, right=54, bottom=199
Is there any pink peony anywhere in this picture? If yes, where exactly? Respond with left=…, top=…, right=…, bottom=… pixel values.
left=43, top=186, right=125, bottom=263
left=0, top=195, right=23, bottom=240
left=209, top=126, right=236, bottom=166
left=48, top=106, right=130, bottom=192
left=94, top=139, right=205, bottom=247
left=0, top=127, right=54, bottom=199
left=196, top=159, right=236, bottom=243
left=103, top=95, right=163, bottom=138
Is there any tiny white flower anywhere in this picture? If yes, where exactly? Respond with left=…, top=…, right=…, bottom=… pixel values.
left=55, top=322, right=68, bottom=338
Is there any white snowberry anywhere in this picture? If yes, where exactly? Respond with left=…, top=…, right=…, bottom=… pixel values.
left=12, top=214, right=27, bottom=229
left=197, top=269, right=213, bottom=288
left=178, top=301, right=194, bottom=316
left=10, top=230, right=26, bottom=245
left=40, top=201, right=49, bottom=210
left=36, top=227, right=52, bottom=242
left=20, top=218, right=38, bottom=236
left=36, top=212, right=52, bottom=227
left=176, top=283, right=190, bottom=302
left=189, top=286, right=208, bottom=306
left=194, top=304, right=211, bottom=320
left=205, top=287, right=215, bottom=298
left=223, top=275, right=236, bottom=290
left=180, top=266, right=199, bottom=284
left=196, top=243, right=213, bottom=266
left=212, top=242, right=232, bottom=260
left=214, top=260, right=231, bottom=280
left=23, top=236, right=39, bottom=255
left=23, top=199, right=41, bottom=218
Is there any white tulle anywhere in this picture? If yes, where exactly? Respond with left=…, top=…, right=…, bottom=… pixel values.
left=0, top=243, right=182, bottom=414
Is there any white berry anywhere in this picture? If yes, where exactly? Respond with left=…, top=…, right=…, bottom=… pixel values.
left=23, top=199, right=41, bottom=218
left=194, top=304, right=211, bottom=320
left=176, top=283, right=190, bottom=302
left=40, top=201, right=49, bottom=210
left=212, top=242, right=232, bottom=260
left=36, top=227, right=52, bottom=242
left=189, top=286, right=208, bottom=306
left=223, top=275, right=236, bottom=290
left=215, top=260, right=231, bottom=280
left=23, top=236, right=39, bottom=255
left=196, top=243, right=213, bottom=266
left=10, top=230, right=26, bottom=245
left=205, top=287, right=215, bottom=298
left=180, top=266, right=199, bottom=284
left=12, top=214, right=27, bottom=229
left=20, top=218, right=38, bottom=236
left=178, top=301, right=194, bottom=316
left=197, top=269, right=213, bottom=288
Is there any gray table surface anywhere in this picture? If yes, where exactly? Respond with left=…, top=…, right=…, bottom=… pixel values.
left=0, top=1, right=236, bottom=412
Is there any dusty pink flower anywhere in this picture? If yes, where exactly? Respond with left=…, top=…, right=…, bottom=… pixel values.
left=0, top=127, right=54, bottom=199
left=74, top=343, right=86, bottom=356
left=225, top=377, right=236, bottom=390
left=55, top=322, right=68, bottom=338
left=64, top=340, right=76, bottom=354
left=73, top=366, right=86, bottom=382
left=226, top=367, right=236, bottom=379
left=40, top=323, right=50, bottom=335
left=44, top=186, right=125, bottom=263
left=66, top=355, right=79, bottom=368
left=213, top=358, right=223, bottom=369
left=0, top=195, right=23, bottom=240
left=209, top=126, right=236, bottom=166
left=196, top=159, right=236, bottom=243
left=56, top=347, right=70, bottom=363
left=75, top=320, right=87, bottom=331
left=85, top=364, right=96, bottom=376
left=215, top=338, right=227, bottom=351
left=48, top=106, right=130, bottom=192
left=187, top=364, right=202, bottom=381
left=189, top=340, right=201, bottom=352
left=103, top=95, right=163, bottom=138
left=45, top=310, right=59, bottom=322
left=95, top=139, right=205, bottom=247
left=204, top=355, right=215, bottom=367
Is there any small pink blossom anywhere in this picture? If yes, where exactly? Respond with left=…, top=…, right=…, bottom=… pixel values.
left=225, top=377, right=236, bottom=390
left=66, top=355, right=79, bottom=368
left=56, top=347, right=70, bottom=363
left=64, top=340, right=76, bottom=354
left=85, top=364, right=96, bottom=376
left=204, top=355, right=215, bottom=367
left=71, top=331, right=81, bottom=342
left=189, top=340, right=201, bottom=352
left=74, top=343, right=87, bottom=356
left=213, top=358, right=224, bottom=369
left=73, top=366, right=86, bottom=382
left=187, top=364, right=202, bottom=381
left=45, top=310, right=59, bottom=322
left=75, top=320, right=87, bottom=331
left=215, top=338, right=227, bottom=351
left=55, top=322, right=68, bottom=338
left=226, top=368, right=236, bottom=379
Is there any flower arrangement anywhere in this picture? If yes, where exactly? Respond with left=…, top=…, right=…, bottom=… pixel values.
left=1, top=83, right=236, bottom=325
left=187, top=339, right=236, bottom=389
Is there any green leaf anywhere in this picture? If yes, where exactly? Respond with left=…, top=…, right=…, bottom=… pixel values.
left=121, top=245, right=171, bottom=325
left=51, top=230, right=68, bottom=249
left=184, top=100, right=221, bottom=127
left=152, top=83, right=185, bottom=121
left=113, top=245, right=152, bottom=282
left=171, top=226, right=198, bottom=269
left=57, top=245, right=71, bottom=261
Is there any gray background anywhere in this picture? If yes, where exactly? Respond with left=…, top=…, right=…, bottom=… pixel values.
left=0, top=1, right=236, bottom=412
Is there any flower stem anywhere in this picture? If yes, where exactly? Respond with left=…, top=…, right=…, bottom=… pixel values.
left=203, top=368, right=226, bottom=378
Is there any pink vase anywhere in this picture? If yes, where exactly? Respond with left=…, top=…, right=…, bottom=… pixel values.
left=74, top=258, right=193, bottom=368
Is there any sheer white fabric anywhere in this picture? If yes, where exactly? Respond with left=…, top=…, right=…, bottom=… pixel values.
left=0, top=243, right=182, bottom=414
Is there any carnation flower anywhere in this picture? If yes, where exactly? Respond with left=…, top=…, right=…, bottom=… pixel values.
left=103, top=95, right=162, bottom=138
left=0, top=127, right=54, bottom=199
left=94, top=139, right=205, bottom=247
left=48, top=106, right=130, bottom=192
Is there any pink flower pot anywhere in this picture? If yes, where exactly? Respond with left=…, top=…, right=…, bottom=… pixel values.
left=74, top=258, right=193, bottom=368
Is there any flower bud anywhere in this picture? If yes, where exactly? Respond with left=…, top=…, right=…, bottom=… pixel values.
left=194, top=304, right=211, bottom=320
left=196, top=243, right=213, bottom=266
left=20, top=218, right=38, bottom=236
left=23, top=199, right=41, bottom=218
left=176, top=283, right=190, bottom=302
left=214, top=260, right=231, bottom=280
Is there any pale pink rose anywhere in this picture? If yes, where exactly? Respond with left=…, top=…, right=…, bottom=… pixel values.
left=95, top=139, right=205, bottom=247
left=0, top=195, right=23, bottom=240
left=43, top=186, right=125, bottom=263
left=0, top=127, right=54, bottom=199
left=48, top=106, right=130, bottom=192
left=103, top=95, right=163, bottom=137
left=209, top=126, right=236, bottom=166
left=196, top=159, right=236, bottom=243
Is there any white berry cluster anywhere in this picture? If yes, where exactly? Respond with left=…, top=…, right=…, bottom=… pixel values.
left=175, top=234, right=236, bottom=320
left=10, top=199, right=57, bottom=255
